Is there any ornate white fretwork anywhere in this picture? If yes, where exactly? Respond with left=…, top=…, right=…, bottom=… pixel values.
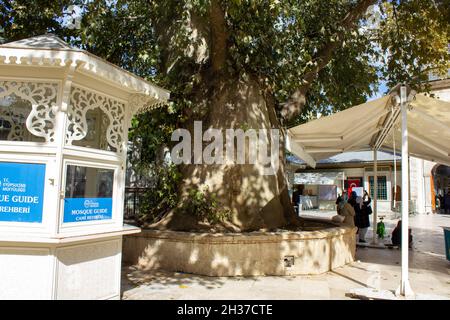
left=66, top=85, right=125, bottom=153
left=0, top=81, right=58, bottom=142
left=0, top=107, right=29, bottom=141
left=129, top=93, right=168, bottom=115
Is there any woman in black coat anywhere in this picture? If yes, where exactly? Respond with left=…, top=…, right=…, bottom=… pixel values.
left=355, top=191, right=372, bottom=243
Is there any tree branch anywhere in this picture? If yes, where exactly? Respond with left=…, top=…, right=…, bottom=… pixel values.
left=209, top=0, right=228, bottom=72
left=280, top=0, right=378, bottom=123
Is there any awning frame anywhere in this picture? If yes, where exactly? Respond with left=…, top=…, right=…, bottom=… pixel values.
left=288, top=83, right=450, bottom=298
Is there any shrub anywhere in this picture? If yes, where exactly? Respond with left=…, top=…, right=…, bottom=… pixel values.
left=178, top=186, right=231, bottom=225
left=135, top=163, right=181, bottom=225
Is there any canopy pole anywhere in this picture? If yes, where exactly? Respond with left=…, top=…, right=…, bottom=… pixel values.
left=396, top=85, right=414, bottom=297
left=393, top=124, right=397, bottom=209
left=372, top=148, right=378, bottom=244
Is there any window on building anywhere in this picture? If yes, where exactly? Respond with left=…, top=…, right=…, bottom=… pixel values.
left=0, top=94, right=45, bottom=142
left=0, top=81, right=58, bottom=143
left=369, top=176, right=388, bottom=200
left=63, top=165, right=114, bottom=223
left=65, top=165, right=114, bottom=199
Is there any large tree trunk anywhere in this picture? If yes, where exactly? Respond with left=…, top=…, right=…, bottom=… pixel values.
left=150, top=75, right=300, bottom=232
left=146, top=0, right=377, bottom=232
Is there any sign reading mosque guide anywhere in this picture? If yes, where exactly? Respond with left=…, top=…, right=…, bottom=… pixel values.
left=63, top=197, right=112, bottom=223
left=0, top=162, right=46, bottom=223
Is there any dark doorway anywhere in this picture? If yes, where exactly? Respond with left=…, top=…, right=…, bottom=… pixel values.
left=433, top=165, right=450, bottom=214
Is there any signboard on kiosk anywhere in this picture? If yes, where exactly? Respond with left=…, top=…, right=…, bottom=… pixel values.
left=0, top=162, right=45, bottom=223
left=63, top=197, right=112, bottom=223
left=63, top=165, right=114, bottom=223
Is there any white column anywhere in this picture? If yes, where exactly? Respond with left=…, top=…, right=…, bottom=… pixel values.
left=51, top=63, right=75, bottom=236
left=393, top=128, right=397, bottom=209
left=372, top=149, right=378, bottom=244
left=396, top=85, right=414, bottom=297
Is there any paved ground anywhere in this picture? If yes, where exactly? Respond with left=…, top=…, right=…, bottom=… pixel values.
left=121, top=212, right=450, bottom=300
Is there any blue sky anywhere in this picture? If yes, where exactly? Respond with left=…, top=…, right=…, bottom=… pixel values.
left=369, top=80, right=389, bottom=100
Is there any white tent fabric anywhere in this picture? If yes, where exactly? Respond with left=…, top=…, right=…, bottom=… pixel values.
left=287, top=88, right=450, bottom=297
left=288, top=93, right=450, bottom=167
left=386, top=94, right=450, bottom=166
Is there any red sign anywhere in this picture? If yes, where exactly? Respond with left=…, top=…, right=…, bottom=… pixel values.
left=347, top=179, right=361, bottom=195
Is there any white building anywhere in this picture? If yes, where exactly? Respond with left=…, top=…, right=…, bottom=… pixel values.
left=409, top=77, right=450, bottom=214
left=287, top=150, right=402, bottom=213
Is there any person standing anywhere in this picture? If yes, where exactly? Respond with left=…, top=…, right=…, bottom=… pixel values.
left=339, top=201, right=356, bottom=227
left=356, top=191, right=372, bottom=243
left=336, top=190, right=347, bottom=215
left=347, top=191, right=362, bottom=237
left=445, top=190, right=450, bottom=214
left=292, top=185, right=303, bottom=214
left=348, top=190, right=357, bottom=207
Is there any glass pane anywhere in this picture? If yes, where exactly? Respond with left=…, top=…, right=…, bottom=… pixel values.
left=0, top=94, right=45, bottom=142
left=369, top=176, right=387, bottom=200
left=70, top=108, right=117, bottom=152
left=63, top=165, right=114, bottom=223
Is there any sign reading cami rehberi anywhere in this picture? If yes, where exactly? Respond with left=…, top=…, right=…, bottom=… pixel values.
left=0, top=162, right=46, bottom=223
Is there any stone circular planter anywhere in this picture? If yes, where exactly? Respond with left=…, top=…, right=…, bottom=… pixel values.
left=123, top=225, right=356, bottom=276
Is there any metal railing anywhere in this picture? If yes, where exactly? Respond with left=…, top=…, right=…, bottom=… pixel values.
left=124, top=187, right=149, bottom=221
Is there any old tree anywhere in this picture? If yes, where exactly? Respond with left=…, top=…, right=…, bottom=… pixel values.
left=1, top=0, right=449, bottom=231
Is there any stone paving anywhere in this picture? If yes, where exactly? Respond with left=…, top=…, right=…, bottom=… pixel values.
left=121, top=213, right=450, bottom=300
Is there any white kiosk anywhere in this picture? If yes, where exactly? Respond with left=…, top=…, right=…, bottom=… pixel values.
left=0, top=34, right=169, bottom=299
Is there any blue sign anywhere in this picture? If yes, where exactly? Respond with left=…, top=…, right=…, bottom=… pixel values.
left=0, top=162, right=46, bottom=223
left=63, top=197, right=113, bottom=223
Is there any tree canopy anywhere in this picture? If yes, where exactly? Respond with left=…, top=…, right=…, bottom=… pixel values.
left=2, top=0, right=448, bottom=129
left=1, top=0, right=449, bottom=228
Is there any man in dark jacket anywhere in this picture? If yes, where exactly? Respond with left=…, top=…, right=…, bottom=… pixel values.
left=292, top=185, right=303, bottom=214
left=355, top=191, right=372, bottom=242
left=444, top=190, right=450, bottom=214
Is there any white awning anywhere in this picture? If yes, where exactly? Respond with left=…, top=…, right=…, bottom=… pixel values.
left=289, top=85, right=450, bottom=297
left=288, top=91, right=450, bottom=167
left=294, top=172, right=343, bottom=185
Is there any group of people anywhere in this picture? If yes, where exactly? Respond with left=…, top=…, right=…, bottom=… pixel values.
left=334, top=189, right=413, bottom=247
left=335, top=189, right=372, bottom=243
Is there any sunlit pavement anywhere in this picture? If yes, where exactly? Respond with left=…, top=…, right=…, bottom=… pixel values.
left=121, top=213, right=450, bottom=300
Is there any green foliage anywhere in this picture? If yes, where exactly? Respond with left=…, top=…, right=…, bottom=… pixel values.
left=2, top=0, right=448, bottom=124
left=135, top=163, right=182, bottom=225
left=177, top=187, right=232, bottom=225
left=378, top=0, right=450, bottom=89
left=128, top=106, right=180, bottom=165
left=0, top=0, right=77, bottom=43
left=1, top=0, right=449, bottom=223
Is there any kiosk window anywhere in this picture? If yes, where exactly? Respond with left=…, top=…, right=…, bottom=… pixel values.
left=63, top=165, right=114, bottom=223
left=0, top=94, right=45, bottom=142
left=71, top=108, right=117, bottom=152
left=65, top=165, right=113, bottom=199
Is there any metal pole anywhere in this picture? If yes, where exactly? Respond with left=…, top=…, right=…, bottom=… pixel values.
left=396, top=85, right=414, bottom=297
left=372, top=148, right=378, bottom=244
left=393, top=124, right=397, bottom=209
